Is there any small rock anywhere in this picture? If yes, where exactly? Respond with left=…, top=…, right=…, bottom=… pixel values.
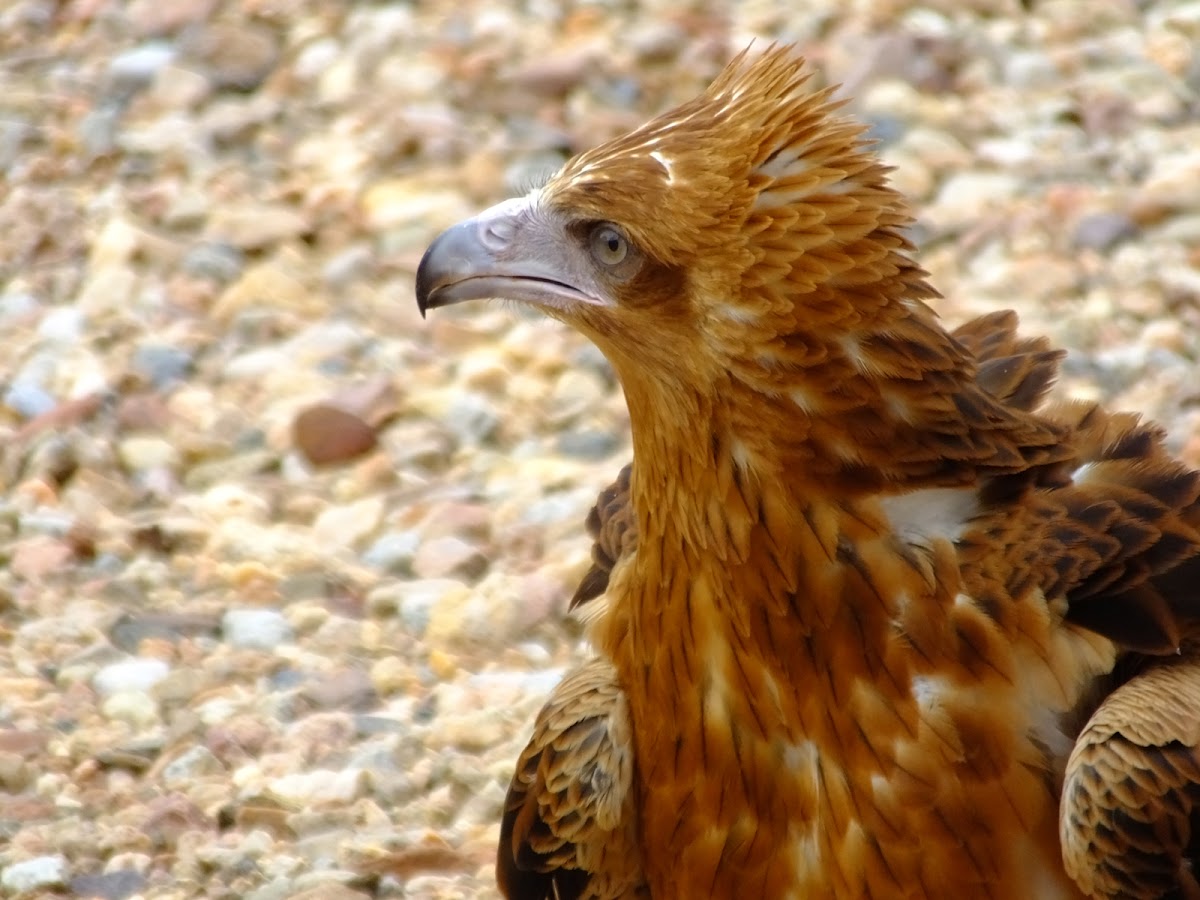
left=443, top=391, right=500, bottom=446
left=292, top=404, right=378, bottom=466
left=9, top=537, right=74, bottom=581
left=1073, top=212, right=1138, bottom=251
left=322, top=244, right=375, bottom=288
left=0, top=290, right=38, bottom=324
left=101, top=691, right=162, bottom=728
left=373, top=578, right=470, bottom=635
left=69, top=870, right=148, bottom=900
left=222, top=608, right=294, bottom=650
left=369, top=656, right=413, bottom=697
left=93, top=658, right=171, bottom=696
left=927, top=171, right=1021, bottom=231
left=182, top=241, right=245, bottom=282
left=412, top=535, right=489, bottom=581
left=207, top=204, right=312, bottom=251
left=126, top=0, right=218, bottom=36
left=299, top=668, right=377, bottom=713
left=0, top=752, right=33, bottom=791
left=117, top=436, right=180, bottom=472
left=161, top=746, right=225, bottom=788
left=1, top=855, right=68, bottom=894
left=4, top=381, right=57, bottom=419
left=108, top=42, right=178, bottom=91
left=181, top=22, right=280, bottom=92
left=361, top=531, right=420, bottom=574
left=360, top=181, right=471, bottom=233
left=131, top=343, right=194, bottom=388
left=212, top=259, right=319, bottom=322
left=37, top=305, right=86, bottom=342
left=311, top=496, right=385, bottom=549
left=267, top=768, right=367, bottom=805
left=69, top=869, right=148, bottom=900
left=79, top=105, right=124, bottom=159
left=556, top=428, right=619, bottom=460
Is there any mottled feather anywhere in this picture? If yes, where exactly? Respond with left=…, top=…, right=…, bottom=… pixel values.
left=497, top=658, right=647, bottom=900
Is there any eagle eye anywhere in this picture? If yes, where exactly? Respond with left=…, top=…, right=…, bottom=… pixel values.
left=588, top=223, right=629, bottom=267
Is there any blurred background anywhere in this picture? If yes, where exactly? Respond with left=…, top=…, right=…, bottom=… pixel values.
left=0, top=1, right=1197, bottom=897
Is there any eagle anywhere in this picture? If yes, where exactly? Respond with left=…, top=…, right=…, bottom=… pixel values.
left=415, top=46, right=1200, bottom=899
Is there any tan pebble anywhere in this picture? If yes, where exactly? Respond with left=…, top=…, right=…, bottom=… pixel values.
left=360, top=179, right=470, bottom=232
left=285, top=602, right=330, bottom=634
left=117, top=436, right=180, bottom=471
left=88, top=216, right=141, bottom=268
left=267, top=768, right=367, bottom=805
left=207, top=203, right=311, bottom=251
left=225, top=559, right=278, bottom=590
left=457, top=351, right=512, bottom=394
left=427, top=648, right=459, bottom=680
left=136, top=637, right=178, bottom=662
left=370, top=656, right=413, bottom=697
left=1140, top=320, right=1187, bottom=354
left=0, top=751, right=33, bottom=791
left=1145, top=28, right=1194, bottom=79
left=412, top=535, right=488, bottom=581
left=11, top=478, right=59, bottom=507
left=10, top=537, right=74, bottom=581
left=101, top=691, right=161, bottom=728
left=211, top=258, right=319, bottom=323
left=311, top=496, right=385, bottom=548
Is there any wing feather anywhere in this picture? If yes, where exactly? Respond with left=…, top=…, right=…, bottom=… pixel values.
left=1061, top=647, right=1200, bottom=899
left=497, top=658, right=646, bottom=900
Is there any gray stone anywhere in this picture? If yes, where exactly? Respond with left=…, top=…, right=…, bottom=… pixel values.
left=108, top=42, right=178, bottom=91
left=132, top=343, right=194, bottom=387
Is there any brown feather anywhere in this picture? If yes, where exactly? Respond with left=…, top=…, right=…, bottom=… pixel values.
left=498, top=658, right=647, bottom=900
left=1062, top=646, right=1200, bottom=899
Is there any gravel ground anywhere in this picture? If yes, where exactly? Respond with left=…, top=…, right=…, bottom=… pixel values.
left=1, top=1, right=1198, bottom=898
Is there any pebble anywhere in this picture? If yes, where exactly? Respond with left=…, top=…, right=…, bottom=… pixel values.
left=412, top=535, right=489, bottom=581
left=69, top=870, right=149, bottom=900
left=117, top=436, right=181, bottom=471
left=182, top=241, right=246, bottom=282
left=222, top=609, right=295, bottom=650
left=108, top=42, right=179, bottom=91
left=311, top=496, right=385, bottom=548
left=3, top=381, right=57, bottom=419
left=131, top=343, right=194, bottom=387
left=162, top=746, right=226, bottom=788
left=1, top=855, right=69, bottom=894
left=361, top=531, right=421, bottom=574
left=292, top=403, right=379, bottom=466
left=267, top=769, right=368, bottom=805
left=1073, top=211, right=1139, bottom=251
left=93, top=658, right=171, bottom=697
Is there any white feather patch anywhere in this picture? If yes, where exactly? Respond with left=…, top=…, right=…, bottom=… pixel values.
left=880, top=487, right=980, bottom=544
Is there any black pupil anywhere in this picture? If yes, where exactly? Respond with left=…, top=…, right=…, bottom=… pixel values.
left=604, top=232, right=620, bottom=252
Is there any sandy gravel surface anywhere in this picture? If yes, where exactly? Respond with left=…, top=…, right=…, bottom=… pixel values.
left=1, top=1, right=1198, bottom=897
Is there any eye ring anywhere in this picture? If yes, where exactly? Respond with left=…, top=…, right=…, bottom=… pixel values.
left=588, top=223, right=629, bottom=267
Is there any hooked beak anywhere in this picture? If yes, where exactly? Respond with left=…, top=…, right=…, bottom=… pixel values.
left=415, top=197, right=600, bottom=318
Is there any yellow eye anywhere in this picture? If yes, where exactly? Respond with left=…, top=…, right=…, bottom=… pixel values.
left=589, top=224, right=628, bottom=267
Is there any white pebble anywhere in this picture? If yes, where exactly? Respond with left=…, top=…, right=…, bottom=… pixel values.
left=1, top=855, right=68, bottom=893
left=223, top=608, right=294, bottom=650
left=93, top=658, right=170, bottom=696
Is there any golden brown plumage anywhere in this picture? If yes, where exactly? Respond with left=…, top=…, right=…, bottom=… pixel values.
left=416, top=45, right=1200, bottom=899
left=497, top=657, right=647, bottom=899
